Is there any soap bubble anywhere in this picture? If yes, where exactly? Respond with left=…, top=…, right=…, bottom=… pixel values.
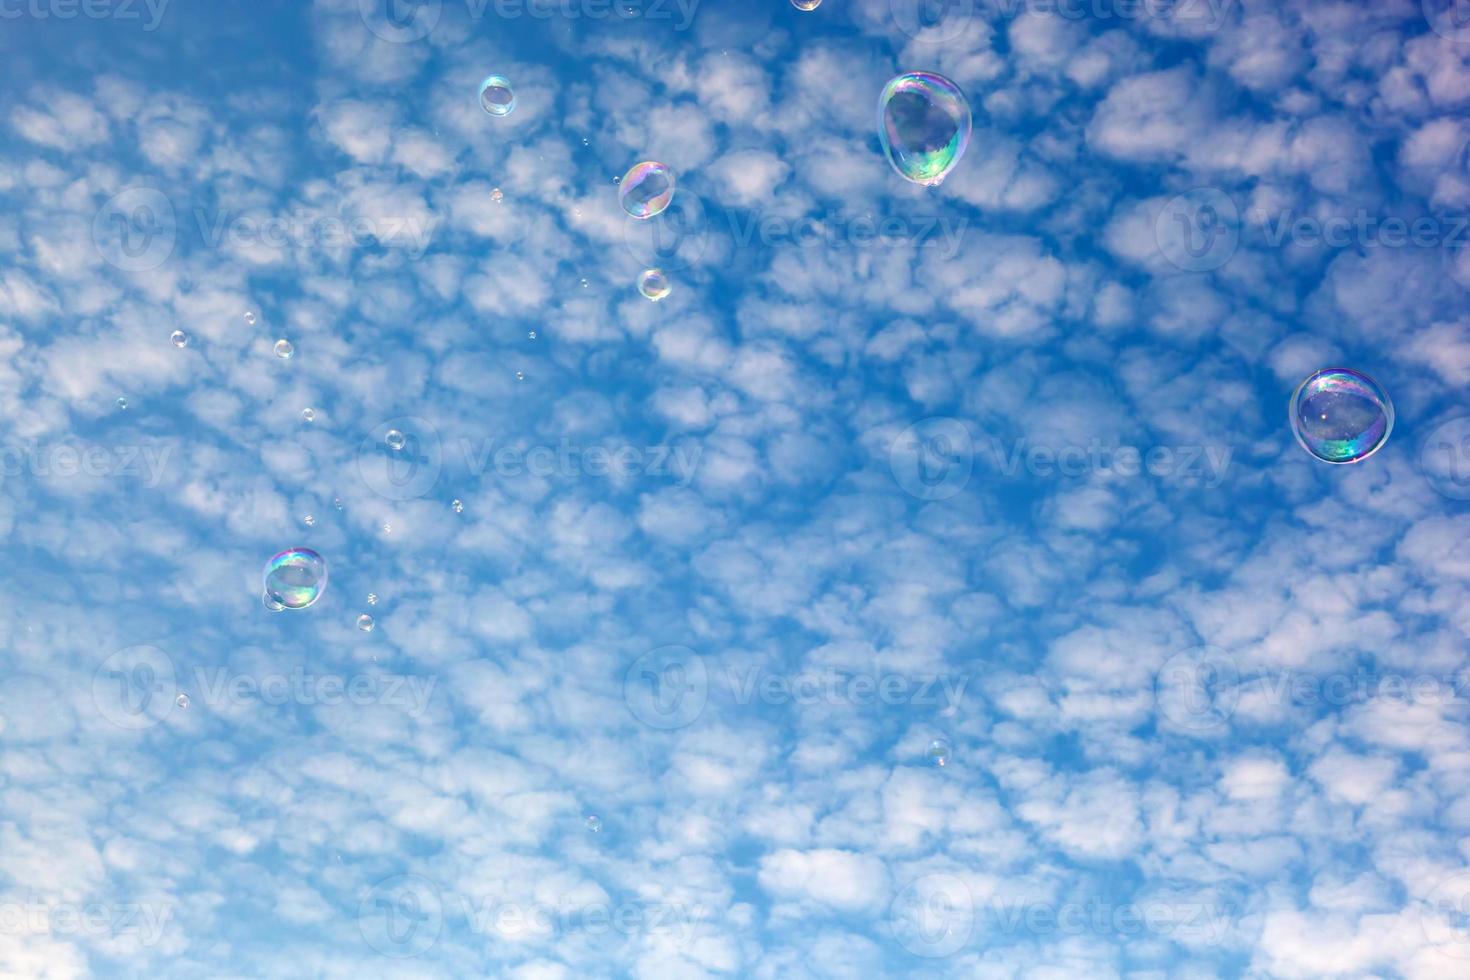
left=792, top=0, right=821, bottom=8
left=619, top=161, right=676, bottom=219
left=479, top=75, right=515, bottom=116
left=302, top=408, right=315, bottom=423
left=1289, top=368, right=1394, bottom=464
left=878, top=72, right=972, bottom=186
left=491, top=187, right=504, bottom=203
left=170, top=330, right=188, bottom=348
left=244, top=311, right=256, bottom=325
left=638, top=268, right=671, bottom=301
left=175, top=693, right=190, bottom=709
left=452, top=499, right=464, bottom=513
left=367, top=593, right=379, bottom=605
left=303, top=514, right=315, bottom=527
left=586, top=815, right=602, bottom=833
left=262, top=547, right=328, bottom=610
left=926, top=739, right=951, bottom=767
left=274, top=339, right=294, bottom=360
left=116, top=397, right=128, bottom=410
left=386, top=429, right=407, bottom=451
left=357, top=614, right=375, bottom=632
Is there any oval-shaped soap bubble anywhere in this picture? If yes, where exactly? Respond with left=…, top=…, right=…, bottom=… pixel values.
left=878, top=72, right=972, bottom=187
left=792, top=0, right=821, bottom=8
left=262, top=547, right=328, bottom=610
left=274, top=339, right=294, bottom=360
left=1289, top=368, right=1394, bottom=465
left=927, top=739, right=951, bottom=767
left=619, top=162, right=676, bottom=219
left=479, top=75, right=515, bottom=116
left=638, top=268, right=671, bottom=301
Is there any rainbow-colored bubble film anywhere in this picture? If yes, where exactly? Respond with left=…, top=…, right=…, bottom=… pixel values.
left=1289, top=368, right=1394, bottom=465
left=618, top=161, right=675, bottom=219
left=478, top=74, right=515, bottom=116
left=262, top=547, right=328, bottom=610
left=638, top=268, right=671, bottom=301
left=878, top=72, right=972, bottom=187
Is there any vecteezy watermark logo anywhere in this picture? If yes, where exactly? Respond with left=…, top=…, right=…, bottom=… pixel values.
left=984, top=897, right=1235, bottom=944
left=93, top=645, right=178, bottom=730
left=1424, top=0, right=1470, bottom=44
left=1156, top=189, right=1240, bottom=272
left=621, top=187, right=710, bottom=273
left=1421, top=416, right=1470, bottom=501
left=1154, top=646, right=1239, bottom=736
left=1423, top=872, right=1470, bottom=959
left=889, top=417, right=974, bottom=502
left=890, top=0, right=978, bottom=42
left=724, top=211, right=967, bottom=259
left=0, top=442, right=172, bottom=488
left=1252, top=210, right=1469, bottom=250
left=979, top=438, right=1233, bottom=487
left=360, top=874, right=443, bottom=958
left=92, top=187, right=176, bottom=273
left=890, top=874, right=973, bottom=958
left=357, top=416, right=443, bottom=502
left=194, top=209, right=441, bottom=260
left=624, top=645, right=708, bottom=731
left=724, top=668, right=970, bottom=715
left=0, top=899, right=173, bottom=946
left=358, top=0, right=441, bottom=42
left=459, top=439, right=701, bottom=487
left=191, top=668, right=437, bottom=717
left=0, top=0, right=171, bottom=29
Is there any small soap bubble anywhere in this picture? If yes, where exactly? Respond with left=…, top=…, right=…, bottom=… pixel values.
left=170, top=330, right=188, bottom=348
left=386, top=429, right=407, bottom=451
left=638, top=268, right=671, bottom=302
left=262, top=548, right=328, bottom=610
left=175, top=693, right=190, bottom=709
left=116, top=397, right=128, bottom=410
left=878, top=72, right=972, bottom=187
left=357, top=614, right=375, bottom=632
left=302, top=408, right=315, bottom=423
left=303, top=514, right=315, bottom=527
left=1289, top=368, right=1394, bottom=465
left=927, top=739, right=951, bottom=767
left=515, top=371, right=525, bottom=381
left=586, top=815, right=602, bottom=833
left=367, top=593, right=378, bottom=605
left=452, top=499, right=464, bottom=513
left=619, top=161, right=676, bottom=219
left=491, top=188, right=504, bottom=204
left=528, top=330, right=537, bottom=340
left=333, top=498, right=344, bottom=511
left=244, top=311, right=257, bottom=325
left=382, top=522, right=392, bottom=535
left=274, top=339, right=294, bottom=360
left=478, top=74, right=516, bottom=116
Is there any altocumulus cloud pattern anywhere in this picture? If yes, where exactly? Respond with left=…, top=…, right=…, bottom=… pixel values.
left=2, top=0, right=1470, bottom=976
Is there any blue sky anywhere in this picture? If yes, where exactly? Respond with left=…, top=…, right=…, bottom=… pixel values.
left=3, top=0, right=1470, bottom=976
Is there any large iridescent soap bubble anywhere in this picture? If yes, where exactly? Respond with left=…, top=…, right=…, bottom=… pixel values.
left=619, top=162, right=675, bottom=219
left=262, top=547, right=328, bottom=610
left=1289, top=368, right=1394, bottom=464
left=479, top=75, right=516, bottom=116
left=878, top=72, right=972, bottom=187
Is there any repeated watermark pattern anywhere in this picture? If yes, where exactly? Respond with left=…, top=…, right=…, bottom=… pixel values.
left=357, top=874, right=703, bottom=958
left=0, top=443, right=171, bottom=487
left=358, top=0, right=700, bottom=43
left=623, top=646, right=969, bottom=730
left=92, top=646, right=437, bottom=730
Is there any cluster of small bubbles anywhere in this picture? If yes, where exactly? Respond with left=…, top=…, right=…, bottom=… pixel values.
left=792, top=0, right=821, bottom=8
left=303, top=514, right=316, bottom=527
left=927, top=739, right=951, bottom=767
left=116, top=397, right=128, bottom=410
left=638, top=268, right=672, bottom=302
left=618, top=161, right=676, bottom=219
left=274, top=339, right=294, bottom=360
left=244, top=311, right=257, bottom=325
left=175, top=693, right=190, bottom=709
left=878, top=72, right=972, bottom=187
left=357, top=613, right=375, bottom=633
left=1289, top=368, right=1394, bottom=465
left=367, top=592, right=378, bottom=605
left=491, top=188, right=504, bottom=204
left=585, top=815, right=602, bottom=833
left=479, top=74, right=515, bottom=116
left=452, top=499, right=464, bottom=513
left=170, top=330, right=188, bottom=348
left=302, top=408, right=315, bottom=423
left=262, top=547, right=328, bottom=610
left=386, top=429, right=406, bottom=451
